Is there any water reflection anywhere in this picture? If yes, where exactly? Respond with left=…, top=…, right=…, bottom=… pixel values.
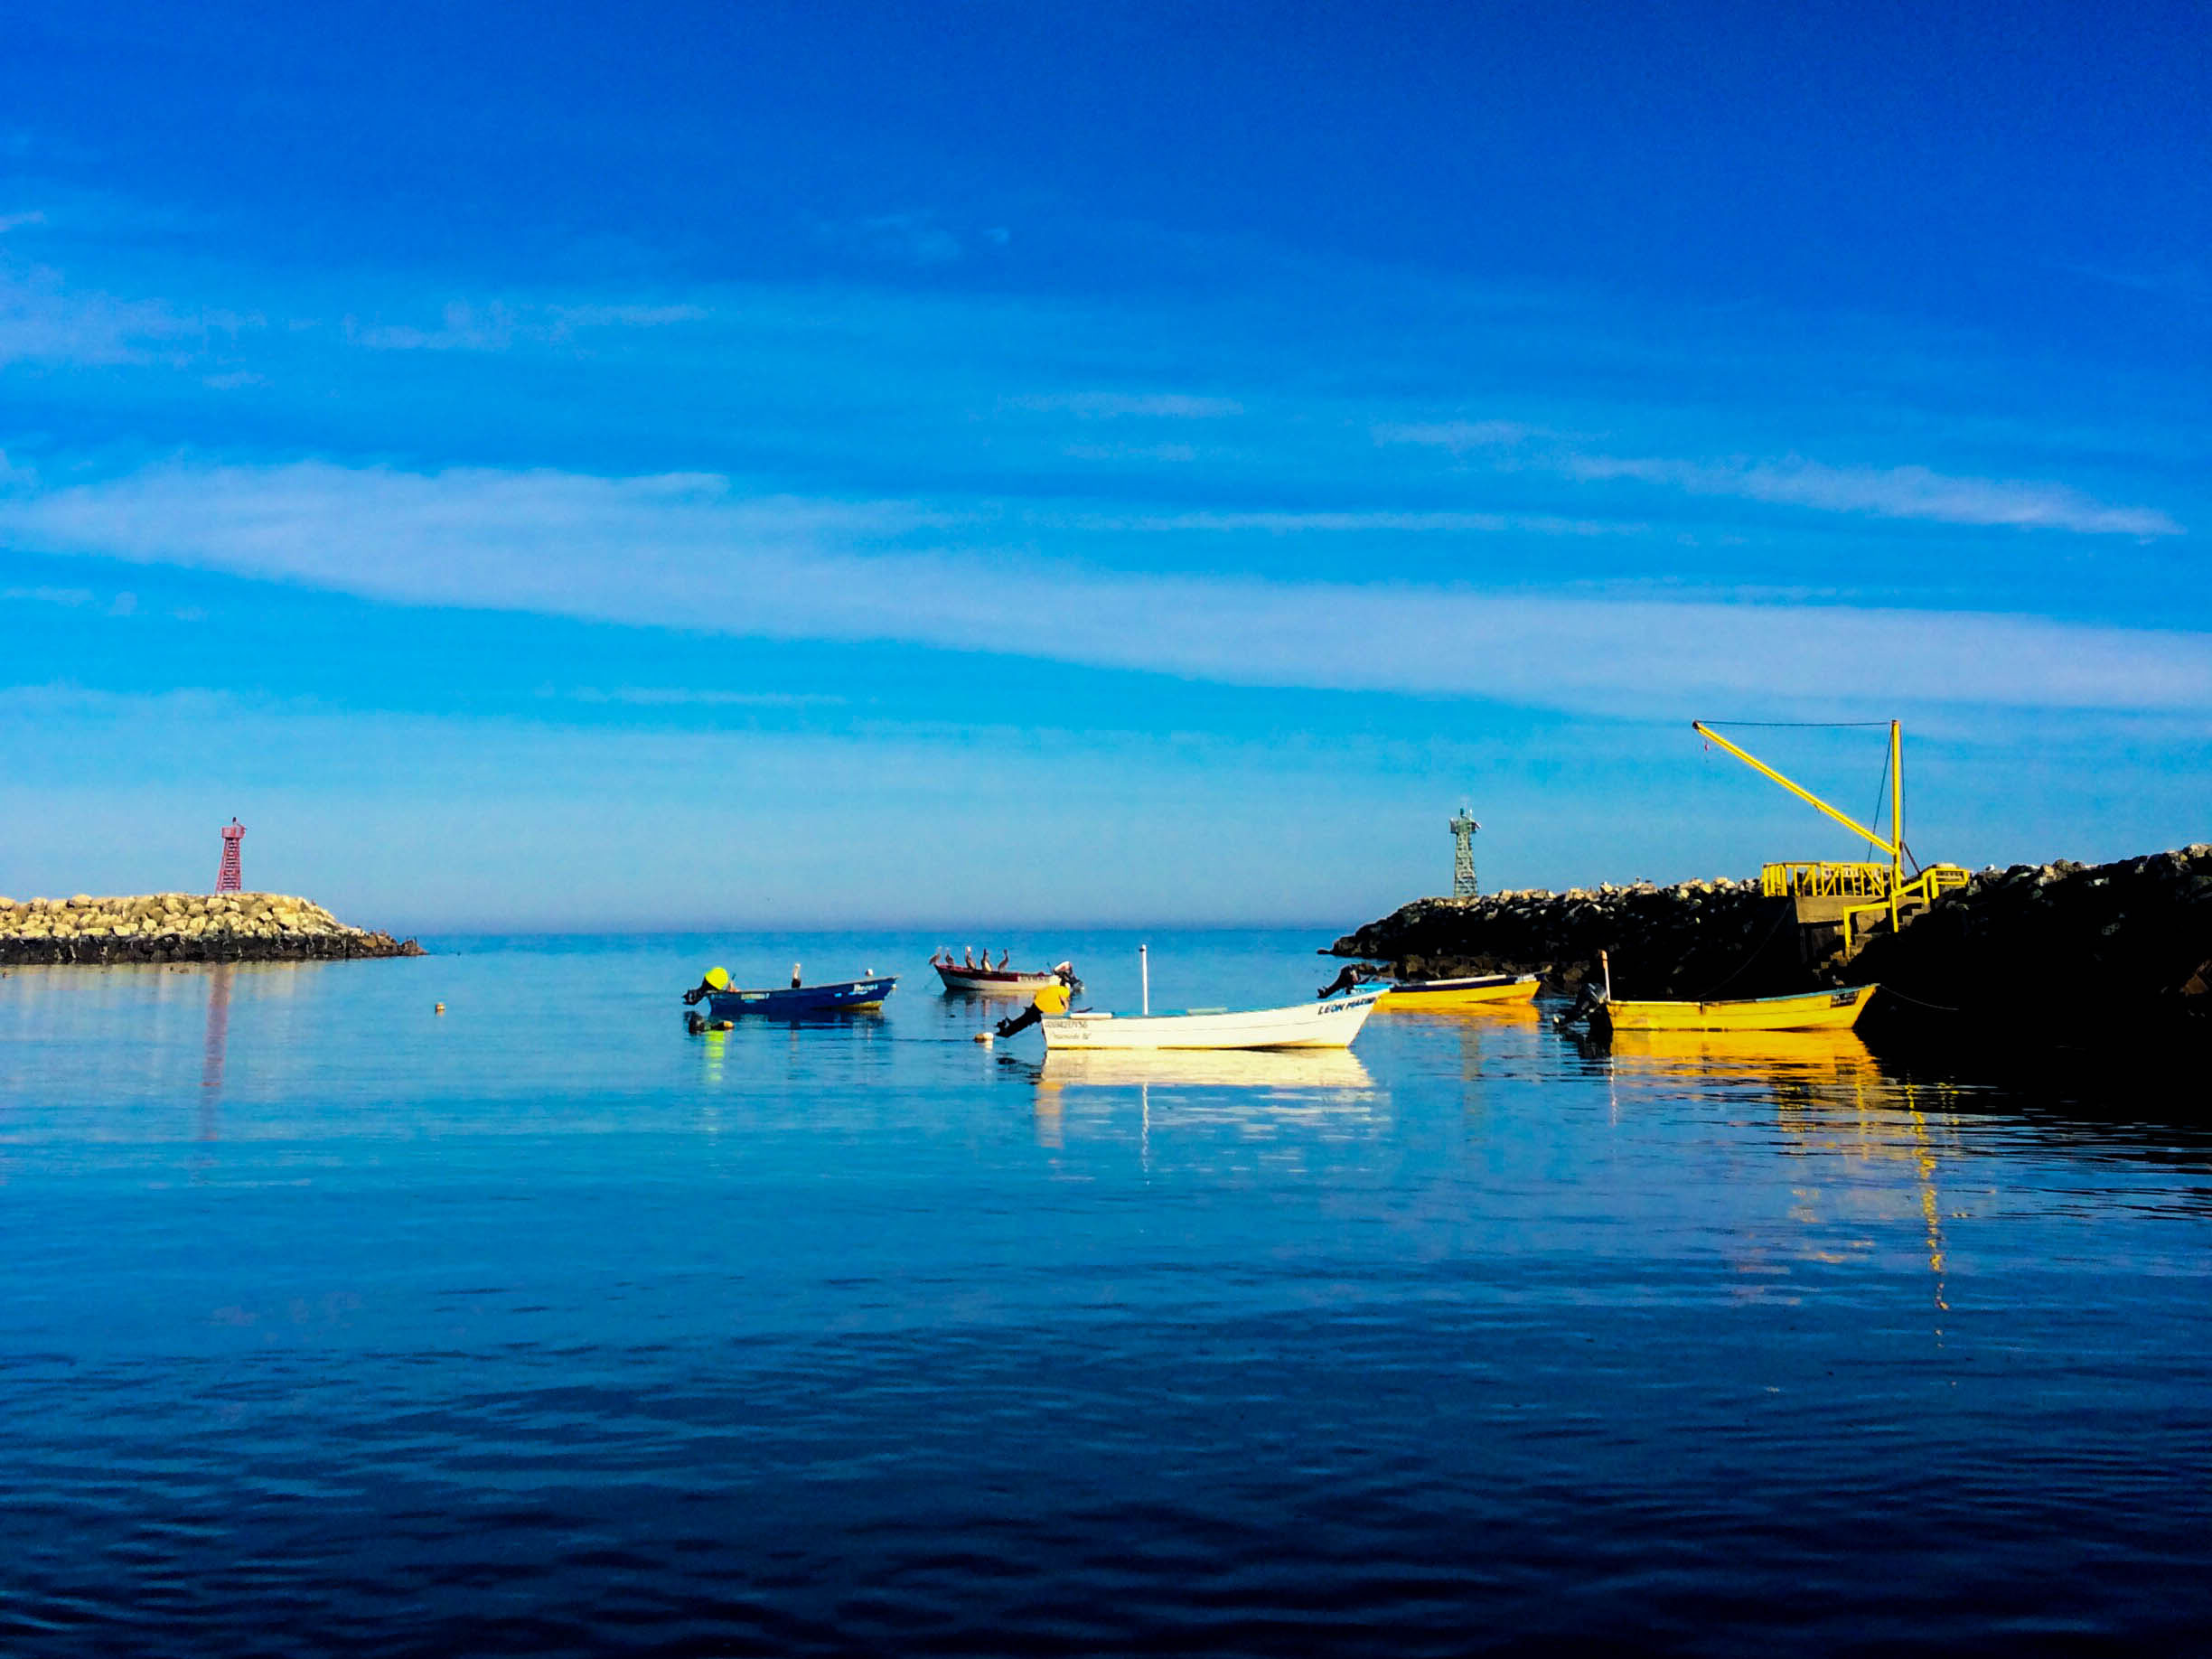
left=1604, top=1026, right=1961, bottom=1321
left=1387, top=1005, right=1536, bottom=1088
left=1771, top=1079, right=1964, bottom=1319
left=1007, top=1048, right=1384, bottom=1164
left=200, top=965, right=232, bottom=1143
left=1036, top=1048, right=1378, bottom=1093
left=1605, top=1026, right=1882, bottom=1081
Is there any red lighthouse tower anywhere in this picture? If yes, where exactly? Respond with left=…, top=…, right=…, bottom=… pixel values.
left=216, top=819, right=246, bottom=893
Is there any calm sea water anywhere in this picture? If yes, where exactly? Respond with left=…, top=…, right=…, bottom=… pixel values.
left=1, top=930, right=2207, bottom=1656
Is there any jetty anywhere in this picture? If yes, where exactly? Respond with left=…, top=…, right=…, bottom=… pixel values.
left=1329, top=843, right=2212, bottom=1050
left=0, top=893, right=424, bottom=965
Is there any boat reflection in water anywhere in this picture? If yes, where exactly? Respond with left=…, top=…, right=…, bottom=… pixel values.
left=1603, top=1026, right=1881, bottom=1079
left=1037, top=1047, right=1378, bottom=1093
left=1382, top=1000, right=1544, bottom=1033
left=1603, top=1024, right=1958, bottom=1317
left=1022, top=1046, right=1381, bottom=1157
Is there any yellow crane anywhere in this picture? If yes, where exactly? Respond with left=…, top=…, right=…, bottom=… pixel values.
left=1692, top=720, right=1969, bottom=957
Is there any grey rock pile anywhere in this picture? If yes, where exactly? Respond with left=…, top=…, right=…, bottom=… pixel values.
left=0, top=893, right=424, bottom=964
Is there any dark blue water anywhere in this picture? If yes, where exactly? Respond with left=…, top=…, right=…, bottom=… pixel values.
left=2, top=932, right=2207, bottom=1655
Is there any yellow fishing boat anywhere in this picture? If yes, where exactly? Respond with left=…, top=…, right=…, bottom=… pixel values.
left=1381, top=972, right=1542, bottom=1010
left=1596, top=983, right=1876, bottom=1034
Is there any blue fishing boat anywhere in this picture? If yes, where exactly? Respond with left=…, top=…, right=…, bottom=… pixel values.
left=700, top=974, right=897, bottom=1019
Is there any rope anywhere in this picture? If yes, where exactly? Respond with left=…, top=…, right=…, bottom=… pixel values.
left=1865, top=755, right=1889, bottom=863
left=1871, top=985, right=1962, bottom=1014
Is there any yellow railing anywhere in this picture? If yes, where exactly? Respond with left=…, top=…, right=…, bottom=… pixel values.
left=1762, top=861, right=1893, bottom=898
left=1922, top=865, right=1972, bottom=898
left=1838, top=865, right=1973, bottom=954
left=1762, top=861, right=1973, bottom=902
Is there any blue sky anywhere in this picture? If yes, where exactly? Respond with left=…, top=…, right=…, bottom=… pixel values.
left=2, top=1, right=2206, bottom=929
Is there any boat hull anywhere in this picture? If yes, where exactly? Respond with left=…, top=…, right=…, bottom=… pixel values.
left=935, top=964, right=1067, bottom=997
left=1041, top=987, right=1386, bottom=1051
left=1381, top=972, right=1540, bottom=1010
left=705, top=976, right=897, bottom=1017
left=1597, top=983, right=1876, bottom=1033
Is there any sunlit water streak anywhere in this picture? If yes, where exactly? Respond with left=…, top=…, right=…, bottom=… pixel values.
left=1, top=931, right=2207, bottom=1655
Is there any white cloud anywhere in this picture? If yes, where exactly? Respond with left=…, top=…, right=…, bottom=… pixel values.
left=1061, top=508, right=1631, bottom=537
left=1379, top=423, right=2183, bottom=538
left=347, top=298, right=713, bottom=352
left=0, top=262, right=225, bottom=366
left=3, top=459, right=2207, bottom=717
left=545, top=303, right=710, bottom=332
left=349, top=300, right=519, bottom=352
left=1062, top=441, right=1197, bottom=464
left=560, top=686, right=846, bottom=708
left=1565, top=454, right=2183, bottom=537
left=1373, top=419, right=1544, bottom=450
left=1010, top=391, right=1244, bottom=419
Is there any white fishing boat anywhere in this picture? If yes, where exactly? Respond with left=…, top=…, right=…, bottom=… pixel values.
left=1037, top=946, right=1385, bottom=1050
left=1043, top=989, right=1385, bottom=1050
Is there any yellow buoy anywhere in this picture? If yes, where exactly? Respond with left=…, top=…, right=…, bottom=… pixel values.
left=435, top=1002, right=445, bottom=1015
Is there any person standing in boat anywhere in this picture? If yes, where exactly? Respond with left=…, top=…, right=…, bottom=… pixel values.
left=683, top=966, right=733, bottom=1007
left=995, top=975, right=1073, bottom=1039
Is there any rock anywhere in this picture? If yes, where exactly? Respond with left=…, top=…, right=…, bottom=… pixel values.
left=1, top=892, right=426, bottom=965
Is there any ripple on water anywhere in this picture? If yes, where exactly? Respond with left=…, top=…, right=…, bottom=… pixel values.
left=0, top=933, right=2207, bottom=1654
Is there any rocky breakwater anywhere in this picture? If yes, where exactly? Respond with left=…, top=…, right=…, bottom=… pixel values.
left=1331, top=845, right=2212, bottom=1054
left=0, top=893, right=425, bottom=965
left=1328, top=877, right=1813, bottom=999
left=1844, top=846, right=2212, bottom=1049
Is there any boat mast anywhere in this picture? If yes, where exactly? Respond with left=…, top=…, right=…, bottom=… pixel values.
left=1140, top=943, right=1149, bottom=1016
left=1889, top=719, right=1904, bottom=934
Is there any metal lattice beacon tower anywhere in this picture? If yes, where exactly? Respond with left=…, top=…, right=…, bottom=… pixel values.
left=1449, top=808, right=1480, bottom=898
left=215, top=819, right=246, bottom=893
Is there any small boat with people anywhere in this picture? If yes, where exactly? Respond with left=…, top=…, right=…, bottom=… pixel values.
left=681, top=962, right=896, bottom=1026
left=933, top=948, right=1081, bottom=998
left=994, top=945, right=1386, bottom=1052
